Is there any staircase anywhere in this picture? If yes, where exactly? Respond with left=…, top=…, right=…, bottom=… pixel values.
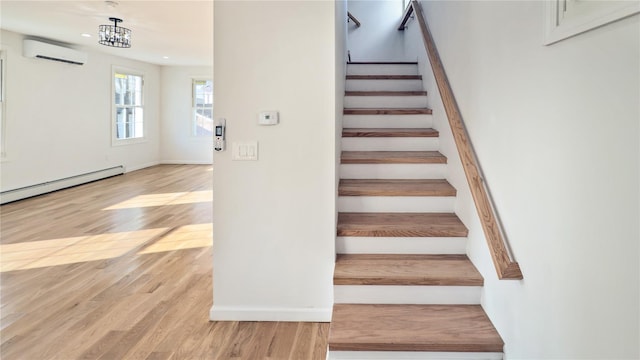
left=327, top=62, right=504, bottom=359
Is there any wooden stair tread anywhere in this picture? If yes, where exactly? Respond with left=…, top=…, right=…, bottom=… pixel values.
left=334, top=254, right=483, bottom=286
left=344, top=108, right=433, bottom=115
left=337, top=212, right=468, bottom=237
left=341, top=151, right=446, bottom=164
left=346, top=75, right=422, bottom=80
left=345, top=91, right=427, bottom=96
left=329, top=304, right=504, bottom=352
left=343, top=128, right=438, bottom=138
left=347, top=61, right=418, bottom=65
left=339, top=179, right=455, bottom=196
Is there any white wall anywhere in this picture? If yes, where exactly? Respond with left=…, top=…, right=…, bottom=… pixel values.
left=405, top=1, right=639, bottom=358
left=347, top=0, right=405, bottom=61
left=336, top=1, right=347, bottom=192
left=211, top=1, right=337, bottom=321
left=160, top=66, right=213, bottom=164
left=0, top=29, right=161, bottom=191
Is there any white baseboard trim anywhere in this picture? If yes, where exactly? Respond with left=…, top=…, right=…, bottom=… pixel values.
left=327, top=351, right=503, bottom=360
left=209, top=305, right=332, bottom=322
left=160, top=160, right=213, bottom=165
left=0, top=165, right=125, bottom=204
left=125, top=161, right=160, bottom=173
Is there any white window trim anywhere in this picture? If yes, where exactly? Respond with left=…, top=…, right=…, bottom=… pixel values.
left=191, top=77, right=213, bottom=138
left=111, top=65, right=147, bottom=146
left=0, top=50, right=6, bottom=160
left=544, top=0, right=640, bottom=45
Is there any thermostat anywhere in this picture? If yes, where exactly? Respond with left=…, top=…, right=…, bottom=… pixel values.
left=258, top=111, right=279, bottom=125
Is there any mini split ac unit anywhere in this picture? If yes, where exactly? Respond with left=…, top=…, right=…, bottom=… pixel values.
left=23, top=39, right=87, bottom=65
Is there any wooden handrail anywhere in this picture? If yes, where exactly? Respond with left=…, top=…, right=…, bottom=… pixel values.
left=398, top=3, right=414, bottom=30
left=348, top=12, right=361, bottom=28
left=403, top=0, right=522, bottom=280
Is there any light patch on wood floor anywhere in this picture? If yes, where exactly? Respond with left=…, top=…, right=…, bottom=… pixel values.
left=103, top=190, right=213, bottom=210
left=138, top=223, right=213, bottom=255
left=0, top=165, right=328, bottom=359
left=0, top=228, right=170, bottom=271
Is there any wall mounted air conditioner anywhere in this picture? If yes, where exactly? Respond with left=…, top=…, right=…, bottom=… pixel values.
left=23, top=39, right=87, bottom=65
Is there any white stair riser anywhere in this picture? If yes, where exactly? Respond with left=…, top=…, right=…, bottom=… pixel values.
left=344, top=96, right=428, bottom=108
left=336, top=236, right=467, bottom=255
left=346, top=79, right=423, bottom=92
left=343, top=114, right=433, bottom=128
left=338, top=196, right=454, bottom=212
left=347, top=64, right=419, bottom=76
left=341, top=137, right=439, bottom=151
left=334, top=285, right=481, bottom=305
left=340, top=164, right=447, bottom=179
left=327, top=351, right=504, bottom=360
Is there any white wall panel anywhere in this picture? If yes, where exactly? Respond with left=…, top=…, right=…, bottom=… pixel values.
left=211, top=1, right=338, bottom=321
left=404, top=2, right=639, bottom=358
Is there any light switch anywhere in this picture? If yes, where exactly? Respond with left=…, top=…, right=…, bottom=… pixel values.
left=232, top=141, right=258, bottom=161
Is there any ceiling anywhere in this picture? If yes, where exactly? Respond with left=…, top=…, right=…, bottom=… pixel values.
left=0, top=0, right=213, bottom=67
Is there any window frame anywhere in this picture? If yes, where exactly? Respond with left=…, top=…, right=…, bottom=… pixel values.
left=0, top=50, right=6, bottom=159
left=544, top=0, right=640, bottom=45
left=191, top=78, right=213, bottom=137
left=111, top=66, right=146, bottom=146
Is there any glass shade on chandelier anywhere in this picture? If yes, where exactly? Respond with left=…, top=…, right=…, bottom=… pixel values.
left=99, top=17, right=131, bottom=48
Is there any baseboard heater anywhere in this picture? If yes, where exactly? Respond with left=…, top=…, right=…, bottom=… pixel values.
left=0, top=165, right=125, bottom=205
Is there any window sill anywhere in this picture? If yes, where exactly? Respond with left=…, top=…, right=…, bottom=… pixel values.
left=111, top=137, right=148, bottom=147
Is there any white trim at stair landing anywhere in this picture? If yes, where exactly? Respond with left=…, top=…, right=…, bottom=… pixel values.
left=334, top=285, right=481, bottom=304
left=336, top=236, right=466, bottom=254
left=209, top=305, right=332, bottom=322
left=327, top=351, right=503, bottom=360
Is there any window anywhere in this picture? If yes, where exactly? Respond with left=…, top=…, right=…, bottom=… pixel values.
left=0, top=51, right=5, bottom=158
left=544, top=0, right=640, bottom=45
left=113, top=69, right=144, bottom=143
left=192, top=79, right=213, bottom=136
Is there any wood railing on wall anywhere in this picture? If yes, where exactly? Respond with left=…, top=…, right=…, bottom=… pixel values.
left=348, top=12, right=361, bottom=28
left=401, top=0, right=523, bottom=280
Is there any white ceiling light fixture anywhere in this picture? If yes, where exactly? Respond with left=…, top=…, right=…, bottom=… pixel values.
left=98, top=17, right=131, bottom=48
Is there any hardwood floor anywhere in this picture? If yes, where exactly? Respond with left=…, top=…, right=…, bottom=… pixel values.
left=0, top=165, right=328, bottom=359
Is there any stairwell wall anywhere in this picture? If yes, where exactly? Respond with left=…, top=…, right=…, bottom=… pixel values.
left=211, top=1, right=338, bottom=321
left=347, top=0, right=406, bottom=61
left=336, top=1, right=348, bottom=212
left=405, top=1, right=639, bottom=358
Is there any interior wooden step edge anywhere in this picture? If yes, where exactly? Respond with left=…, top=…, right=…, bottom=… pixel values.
left=342, top=128, right=438, bottom=138
left=346, top=75, right=422, bottom=80
left=341, top=151, right=446, bottom=164
left=334, top=254, right=483, bottom=286
left=329, top=304, right=504, bottom=352
left=347, top=61, right=418, bottom=65
left=344, top=108, right=433, bottom=115
left=345, top=91, right=427, bottom=96
left=338, top=179, right=455, bottom=196
left=337, top=212, right=468, bottom=237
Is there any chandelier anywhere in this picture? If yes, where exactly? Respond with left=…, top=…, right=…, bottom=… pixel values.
left=98, top=17, right=131, bottom=48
